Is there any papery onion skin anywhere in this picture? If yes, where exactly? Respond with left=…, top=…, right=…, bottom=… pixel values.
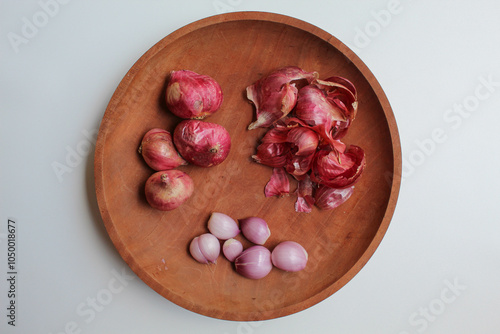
left=207, top=212, right=240, bottom=240
left=271, top=241, right=308, bottom=272
left=138, top=128, right=187, bottom=171
left=166, top=70, right=223, bottom=119
left=317, top=76, right=358, bottom=121
left=234, top=246, right=273, bottom=279
left=295, top=85, right=347, bottom=143
left=173, top=120, right=231, bottom=167
left=294, top=174, right=315, bottom=213
left=252, top=141, right=288, bottom=168
left=253, top=120, right=319, bottom=176
left=239, top=217, right=271, bottom=245
left=310, top=145, right=366, bottom=188
left=285, top=152, right=315, bottom=178
left=264, top=167, right=290, bottom=197
left=315, top=185, right=354, bottom=210
left=286, top=127, right=319, bottom=156
left=189, top=233, right=220, bottom=264
left=246, top=66, right=318, bottom=129
left=145, top=170, right=194, bottom=211
left=223, top=238, right=243, bottom=262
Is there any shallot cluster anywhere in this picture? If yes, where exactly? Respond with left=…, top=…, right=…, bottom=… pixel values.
left=139, top=70, right=231, bottom=211
left=189, top=212, right=308, bottom=279
left=247, top=66, right=366, bottom=213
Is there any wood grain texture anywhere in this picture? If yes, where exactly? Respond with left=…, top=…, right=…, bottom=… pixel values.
left=94, top=12, right=401, bottom=321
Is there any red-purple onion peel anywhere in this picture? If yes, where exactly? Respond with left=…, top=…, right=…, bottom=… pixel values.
left=207, top=212, right=240, bottom=240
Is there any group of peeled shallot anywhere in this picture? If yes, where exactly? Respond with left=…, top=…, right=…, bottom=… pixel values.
left=190, top=212, right=308, bottom=280
left=246, top=66, right=366, bottom=213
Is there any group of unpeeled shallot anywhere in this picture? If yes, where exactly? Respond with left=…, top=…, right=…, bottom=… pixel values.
left=245, top=66, right=366, bottom=213
left=139, top=70, right=230, bottom=211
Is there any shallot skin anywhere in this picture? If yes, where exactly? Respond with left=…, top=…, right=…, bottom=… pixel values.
left=311, top=145, right=366, bottom=188
left=246, top=66, right=318, bottom=129
left=173, top=120, right=231, bottom=167
left=315, top=185, right=354, bottom=210
left=144, top=170, right=194, bottom=211
left=166, top=70, right=223, bottom=119
left=138, top=128, right=186, bottom=171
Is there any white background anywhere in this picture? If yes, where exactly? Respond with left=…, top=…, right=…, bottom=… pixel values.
left=1, top=1, right=500, bottom=333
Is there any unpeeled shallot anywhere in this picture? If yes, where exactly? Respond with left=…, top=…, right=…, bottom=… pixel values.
left=144, top=170, right=194, bottom=211
left=173, top=120, right=231, bottom=167
left=166, top=70, right=223, bottom=119
left=138, top=128, right=186, bottom=171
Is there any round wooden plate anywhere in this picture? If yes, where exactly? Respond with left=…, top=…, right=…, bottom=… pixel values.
left=94, top=12, right=401, bottom=321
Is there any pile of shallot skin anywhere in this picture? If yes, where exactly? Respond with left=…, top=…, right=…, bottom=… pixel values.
left=247, top=66, right=366, bottom=213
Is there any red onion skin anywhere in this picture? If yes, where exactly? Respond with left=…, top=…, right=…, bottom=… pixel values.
left=295, top=76, right=358, bottom=142
left=294, top=174, right=315, bottom=213
left=285, top=152, right=315, bottom=178
left=145, top=170, right=194, bottom=211
left=315, top=185, right=354, bottom=210
left=234, top=246, right=273, bottom=280
left=166, top=70, right=223, bottom=119
left=295, top=85, right=348, bottom=143
left=310, top=145, right=365, bottom=188
left=139, top=128, right=186, bottom=171
left=265, top=167, right=290, bottom=197
left=271, top=241, right=308, bottom=272
left=252, top=141, right=288, bottom=167
left=252, top=122, right=319, bottom=174
left=173, top=120, right=231, bottom=167
left=286, top=127, right=319, bottom=156
left=316, top=76, right=357, bottom=121
left=246, top=66, right=318, bottom=129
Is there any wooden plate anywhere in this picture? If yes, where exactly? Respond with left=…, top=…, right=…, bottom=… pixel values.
left=94, top=12, right=401, bottom=321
